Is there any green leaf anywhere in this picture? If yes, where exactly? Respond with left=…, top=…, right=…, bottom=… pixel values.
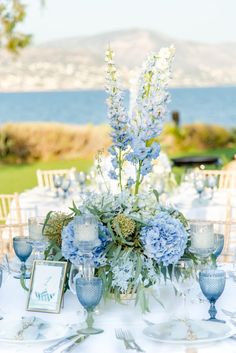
left=113, top=245, right=122, bottom=262
left=134, top=254, right=142, bottom=282
left=42, top=211, right=53, bottom=233
left=53, top=250, right=63, bottom=261
left=69, top=201, right=81, bottom=215
left=153, top=189, right=159, bottom=202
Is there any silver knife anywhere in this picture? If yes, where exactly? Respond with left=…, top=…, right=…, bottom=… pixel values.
left=43, top=334, right=79, bottom=353
left=61, top=335, right=88, bottom=353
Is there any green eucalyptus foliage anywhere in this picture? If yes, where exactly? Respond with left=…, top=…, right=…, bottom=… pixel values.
left=0, top=0, right=31, bottom=54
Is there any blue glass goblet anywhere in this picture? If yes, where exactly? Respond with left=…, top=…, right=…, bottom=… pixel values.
left=199, top=269, right=226, bottom=323
left=13, top=237, right=32, bottom=279
left=213, top=234, right=224, bottom=259
left=75, top=277, right=103, bottom=335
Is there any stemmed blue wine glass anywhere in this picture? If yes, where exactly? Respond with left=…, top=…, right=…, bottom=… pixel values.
left=199, top=269, right=226, bottom=323
left=75, top=277, right=103, bottom=335
left=194, top=178, right=205, bottom=201
left=75, top=172, right=87, bottom=192
left=13, top=236, right=32, bottom=279
left=53, top=175, right=63, bottom=198
left=61, top=178, right=71, bottom=199
left=206, top=175, right=217, bottom=200
left=213, top=234, right=224, bottom=259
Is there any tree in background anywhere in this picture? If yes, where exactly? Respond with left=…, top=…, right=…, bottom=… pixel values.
left=0, top=0, right=31, bottom=53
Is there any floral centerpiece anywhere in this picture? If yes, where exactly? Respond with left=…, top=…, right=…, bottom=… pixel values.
left=45, top=46, right=194, bottom=311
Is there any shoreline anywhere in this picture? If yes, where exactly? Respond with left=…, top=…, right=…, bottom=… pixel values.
left=0, top=85, right=236, bottom=94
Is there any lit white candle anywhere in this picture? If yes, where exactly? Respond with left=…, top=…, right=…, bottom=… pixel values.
left=29, top=223, right=43, bottom=240
left=28, top=217, right=45, bottom=241
left=75, top=223, right=98, bottom=242
left=191, top=228, right=214, bottom=249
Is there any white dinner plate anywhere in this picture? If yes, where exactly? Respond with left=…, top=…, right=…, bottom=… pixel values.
left=143, top=319, right=235, bottom=344
left=0, top=317, right=69, bottom=344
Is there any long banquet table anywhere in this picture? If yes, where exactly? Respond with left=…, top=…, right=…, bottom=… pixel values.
left=11, top=185, right=236, bottom=226
left=1, top=271, right=236, bottom=353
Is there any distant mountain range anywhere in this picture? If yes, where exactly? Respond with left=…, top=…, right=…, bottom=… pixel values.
left=1, top=29, right=236, bottom=92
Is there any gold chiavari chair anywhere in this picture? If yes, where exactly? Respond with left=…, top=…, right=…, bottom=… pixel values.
left=36, top=168, right=76, bottom=189
left=224, top=156, right=236, bottom=171
left=0, top=193, right=20, bottom=224
left=199, top=169, right=236, bottom=189
left=0, top=223, right=27, bottom=260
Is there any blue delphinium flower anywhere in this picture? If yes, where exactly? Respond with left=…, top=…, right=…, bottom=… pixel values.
left=105, top=46, right=175, bottom=194
left=105, top=48, right=131, bottom=187
left=62, top=221, right=111, bottom=267
left=125, top=48, right=175, bottom=192
left=140, top=211, right=188, bottom=266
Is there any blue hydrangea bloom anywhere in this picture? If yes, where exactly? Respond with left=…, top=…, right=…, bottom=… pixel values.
left=140, top=212, right=188, bottom=266
left=62, top=221, right=111, bottom=267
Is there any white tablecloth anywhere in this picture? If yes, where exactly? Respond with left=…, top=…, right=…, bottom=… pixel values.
left=1, top=273, right=236, bottom=353
left=169, top=186, right=236, bottom=221
left=9, top=187, right=82, bottom=225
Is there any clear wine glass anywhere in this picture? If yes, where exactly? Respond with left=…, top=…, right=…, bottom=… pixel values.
left=199, top=269, right=226, bottom=322
left=172, top=258, right=196, bottom=319
left=13, top=236, right=32, bottom=279
left=75, top=277, right=103, bottom=335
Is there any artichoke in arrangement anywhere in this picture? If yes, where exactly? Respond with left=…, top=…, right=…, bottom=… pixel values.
left=112, top=213, right=136, bottom=238
left=43, top=212, right=72, bottom=246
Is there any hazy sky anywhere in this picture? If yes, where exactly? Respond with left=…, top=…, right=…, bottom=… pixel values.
left=22, top=0, right=236, bottom=44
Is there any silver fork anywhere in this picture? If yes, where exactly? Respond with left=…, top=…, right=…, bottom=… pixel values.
left=115, top=329, right=145, bottom=352
left=115, top=328, right=134, bottom=350
left=122, top=329, right=145, bottom=352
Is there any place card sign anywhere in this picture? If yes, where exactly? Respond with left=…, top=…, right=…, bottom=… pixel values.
left=27, top=260, right=67, bottom=314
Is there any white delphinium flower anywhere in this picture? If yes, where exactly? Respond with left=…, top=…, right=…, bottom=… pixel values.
left=144, top=257, right=160, bottom=285
left=111, top=257, right=134, bottom=293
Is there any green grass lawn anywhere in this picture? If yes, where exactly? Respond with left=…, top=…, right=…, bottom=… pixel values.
left=0, top=159, right=93, bottom=194
left=0, top=147, right=235, bottom=194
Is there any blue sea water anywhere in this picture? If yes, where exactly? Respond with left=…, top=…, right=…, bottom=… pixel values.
left=0, top=86, right=235, bottom=127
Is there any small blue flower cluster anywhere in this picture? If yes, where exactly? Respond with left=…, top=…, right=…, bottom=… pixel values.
left=61, top=221, right=111, bottom=267
left=126, top=140, right=160, bottom=177
left=140, top=211, right=188, bottom=266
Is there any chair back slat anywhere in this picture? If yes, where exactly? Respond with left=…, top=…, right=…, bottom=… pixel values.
left=0, top=223, right=27, bottom=259
left=199, top=170, right=236, bottom=190
left=0, top=193, right=20, bottom=222
left=36, top=168, right=76, bottom=189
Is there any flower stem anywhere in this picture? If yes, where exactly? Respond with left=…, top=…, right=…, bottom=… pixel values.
left=118, top=149, right=123, bottom=192
left=134, top=161, right=142, bottom=195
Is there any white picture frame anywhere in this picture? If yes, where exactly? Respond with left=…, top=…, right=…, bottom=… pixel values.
left=27, top=260, right=67, bottom=314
